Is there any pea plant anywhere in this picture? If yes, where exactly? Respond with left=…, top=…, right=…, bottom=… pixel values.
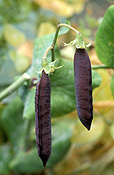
left=0, top=5, right=114, bottom=174
left=34, top=23, right=94, bottom=166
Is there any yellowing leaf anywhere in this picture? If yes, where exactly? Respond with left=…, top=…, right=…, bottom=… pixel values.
left=110, top=123, right=114, bottom=139
left=72, top=117, right=105, bottom=144
left=34, top=0, right=86, bottom=16
left=93, top=69, right=113, bottom=101
left=10, top=51, right=31, bottom=73
left=34, top=0, right=73, bottom=17
left=18, top=41, right=33, bottom=60
left=61, top=46, right=75, bottom=60
left=73, top=0, right=86, bottom=14
left=4, top=24, right=26, bottom=47
left=38, top=22, right=56, bottom=37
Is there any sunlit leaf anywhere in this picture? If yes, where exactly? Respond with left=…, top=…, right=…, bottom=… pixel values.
left=110, top=123, right=114, bottom=139
left=34, top=0, right=73, bottom=17
left=38, top=22, right=56, bottom=37
left=95, top=5, right=114, bottom=68
left=73, top=0, right=86, bottom=14
left=72, top=117, right=105, bottom=144
left=10, top=50, right=31, bottom=73
left=4, top=24, right=26, bottom=47
left=93, top=69, right=113, bottom=101
left=110, top=74, right=114, bottom=97
left=18, top=41, right=33, bottom=59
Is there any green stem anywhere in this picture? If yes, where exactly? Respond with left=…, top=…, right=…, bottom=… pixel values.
left=59, top=23, right=80, bottom=34
left=51, top=24, right=61, bottom=61
left=43, top=45, right=53, bottom=59
left=0, top=73, right=30, bottom=101
left=51, top=23, right=80, bottom=61
left=92, top=65, right=112, bottom=69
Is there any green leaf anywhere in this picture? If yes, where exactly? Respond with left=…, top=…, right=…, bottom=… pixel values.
left=92, top=70, right=102, bottom=90
left=95, top=5, right=114, bottom=68
left=10, top=50, right=31, bottom=73
left=20, top=43, right=102, bottom=119
left=0, top=51, right=18, bottom=86
left=0, top=25, right=3, bottom=40
left=0, top=0, right=31, bottom=23
left=13, top=19, right=37, bottom=40
left=50, top=63, right=102, bottom=118
left=19, top=27, right=69, bottom=119
left=48, top=118, right=72, bottom=166
left=18, top=34, right=59, bottom=120
left=72, top=117, right=105, bottom=144
left=58, top=21, right=70, bottom=36
left=32, top=33, right=55, bottom=71
left=19, top=28, right=101, bottom=119
left=110, top=123, right=114, bottom=139
left=0, top=144, right=12, bottom=174
left=9, top=149, right=43, bottom=173
left=9, top=119, right=73, bottom=173
left=4, top=24, right=26, bottom=47
left=50, top=58, right=75, bottom=118
left=1, top=97, right=28, bottom=153
left=20, top=59, right=102, bottom=120
left=20, top=87, right=36, bottom=120
left=110, top=74, right=114, bottom=97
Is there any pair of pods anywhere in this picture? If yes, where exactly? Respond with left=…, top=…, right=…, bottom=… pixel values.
left=35, top=48, right=93, bottom=167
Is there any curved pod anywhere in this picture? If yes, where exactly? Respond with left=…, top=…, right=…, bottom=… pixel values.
left=35, top=70, right=51, bottom=167
left=74, top=49, right=93, bottom=130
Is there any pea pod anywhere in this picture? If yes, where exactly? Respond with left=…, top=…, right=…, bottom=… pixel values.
left=74, top=49, right=93, bottom=130
left=35, top=70, right=51, bottom=167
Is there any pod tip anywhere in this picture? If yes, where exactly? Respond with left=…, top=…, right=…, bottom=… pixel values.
left=40, top=155, right=49, bottom=168
left=79, top=117, right=92, bottom=131
left=43, top=162, right=47, bottom=167
left=84, top=122, right=92, bottom=131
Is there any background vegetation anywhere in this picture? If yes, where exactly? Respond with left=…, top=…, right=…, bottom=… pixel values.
left=0, top=0, right=114, bottom=175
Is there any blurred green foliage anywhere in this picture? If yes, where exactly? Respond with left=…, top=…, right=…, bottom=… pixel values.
left=95, top=5, right=114, bottom=68
left=0, top=1, right=114, bottom=175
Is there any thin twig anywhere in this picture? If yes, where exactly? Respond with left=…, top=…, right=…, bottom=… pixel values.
left=51, top=23, right=80, bottom=61
left=43, top=45, right=53, bottom=59
left=92, top=65, right=113, bottom=69
left=0, top=73, right=30, bottom=101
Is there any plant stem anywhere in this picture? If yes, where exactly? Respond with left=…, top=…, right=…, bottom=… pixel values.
left=92, top=65, right=112, bottom=69
left=43, top=45, right=53, bottom=59
left=59, top=23, right=80, bottom=34
left=51, top=23, right=80, bottom=61
left=0, top=73, right=30, bottom=101
left=51, top=24, right=61, bottom=61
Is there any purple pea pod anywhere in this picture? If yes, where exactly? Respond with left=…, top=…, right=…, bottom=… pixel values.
left=74, top=48, right=93, bottom=130
left=35, top=70, right=51, bottom=167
